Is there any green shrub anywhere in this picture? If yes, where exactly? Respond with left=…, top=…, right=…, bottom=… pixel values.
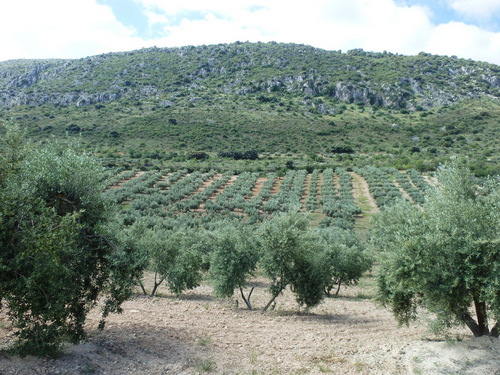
left=208, top=223, right=259, bottom=309
left=118, top=221, right=208, bottom=296
left=0, top=125, right=140, bottom=356
left=318, top=227, right=372, bottom=296
left=258, top=212, right=326, bottom=310
left=371, top=161, right=500, bottom=338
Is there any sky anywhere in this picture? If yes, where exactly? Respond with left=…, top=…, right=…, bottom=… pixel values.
left=1, top=0, right=500, bottom=65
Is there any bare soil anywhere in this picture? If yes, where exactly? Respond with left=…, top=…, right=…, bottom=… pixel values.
left=108, top=171, right=145, bottom=190
left=247, top=178, right=266, bottom=200
left=154, top=173, right=171, bottom=188
left=349, top=172, right=379, bottom=215
left=392, top=180, right=413, bottom=203
left=1, top=274, right=498, bottom=375
left=192, top=177, right=218, bottom=196
left=269, top=177, right=282, bottom=196
left=300, top=173, right=312, bottom=211
left=423, top=174, right=438, bottom=186
left=198, top=176, right=237, bottom=210
left=317, top=173, right=323, bottom=201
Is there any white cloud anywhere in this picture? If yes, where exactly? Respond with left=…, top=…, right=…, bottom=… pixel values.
left=314, top=0, right=434, bottom=54
left=136, top=0, right=500, bottom=64
left=143, top=0, right=436, bottom=55
left=0, top=0, right=144, bottom=61
left=1, top=0, right=500, bottom=65
left=426, top=22, right=500, bottom=63
left=156, top=14, right=266, bottom=47
left=445, top=0, right=500, bottom=21
left=136, top=0, right=267, bottom=16
left=145, top=11, right=169, bottom=29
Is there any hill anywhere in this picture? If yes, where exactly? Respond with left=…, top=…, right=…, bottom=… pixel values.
left=1, top=42, right=499, bottom=174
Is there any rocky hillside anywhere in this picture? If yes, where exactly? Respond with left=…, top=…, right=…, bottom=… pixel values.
left=1, top=42, right=499, bottom=110
left=1, top=42, right=499, bottom=175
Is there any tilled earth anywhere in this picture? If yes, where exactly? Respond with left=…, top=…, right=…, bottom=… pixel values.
left=1, top=273, right=498, bottom=375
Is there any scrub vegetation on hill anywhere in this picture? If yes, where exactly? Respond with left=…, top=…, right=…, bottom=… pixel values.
left=1, top=42, right=500, bottom=174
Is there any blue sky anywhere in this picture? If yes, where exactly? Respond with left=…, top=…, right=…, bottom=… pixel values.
left=1, top=0, right=500, bottom=64
left=397, top=0, right=499, bottom=29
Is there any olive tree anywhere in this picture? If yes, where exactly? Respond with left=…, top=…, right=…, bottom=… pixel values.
left=258, top=212, right=326, bottom=311
left=208, top=222, right=259, bottom=309
left=0, top=125, right=140, bottom=356
left=118, top=221, right=208, bottom=296
left=318, top=227, right=373, bottom=297
left=371, top=161, right=499, bottom=338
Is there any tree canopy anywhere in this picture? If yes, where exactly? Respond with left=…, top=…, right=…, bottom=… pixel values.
left=0, top=124, right=140, bottom=356
left=371, top=161, right=500, bottom=337
left=258, top=212, right=328, bottom=311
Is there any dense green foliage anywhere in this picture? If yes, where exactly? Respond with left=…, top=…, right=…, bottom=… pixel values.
left=255, top=212, right=371, bottom=310
left=102, top=164, right=378, bottom=310
left=371, top=161, right=500, bottom=337
left=0, top=125, right=140, bottom=356
left=208, top=222, right=259, bottom=309
left=117, top=220, right=209, bottom=296
left=258, top=212, right=330, bottom=310
left=3, top=109, right=497, bottom=358
left=319, top=227, right=373, bottom=297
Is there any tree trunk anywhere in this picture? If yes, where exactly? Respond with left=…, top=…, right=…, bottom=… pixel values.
left=474, top=298, right=489, bottom=336
left=334, top=275, right=344, bottom=297
left=150, top=273, right=166, bottom=297
left=462, top=313, right=483, bottom=337
left=263, top=278, right=286, bottom=311
left=240, top=286, right=254, bottom=310
left=263, top=292, right=279, bottom=312
left=137, top=278, right=148, bottom=296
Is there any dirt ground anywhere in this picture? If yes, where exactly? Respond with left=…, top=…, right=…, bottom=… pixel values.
left=1, top=273, right=499, bottom=375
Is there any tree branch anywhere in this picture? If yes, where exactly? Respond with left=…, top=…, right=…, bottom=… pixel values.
left=491, top=322, right=498, bottom=338
left=462, top=312, right=483, bottom=337
left=239, top=286, right=254, bottom=310
left=335, top=275, right=344, bottom=297
left=51, top=193, right=78, bottom=212
left=263, top=293, right=279, bottom=312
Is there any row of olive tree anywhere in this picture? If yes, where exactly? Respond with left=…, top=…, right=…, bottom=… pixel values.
left=117, top=211, right=372, bottom=312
